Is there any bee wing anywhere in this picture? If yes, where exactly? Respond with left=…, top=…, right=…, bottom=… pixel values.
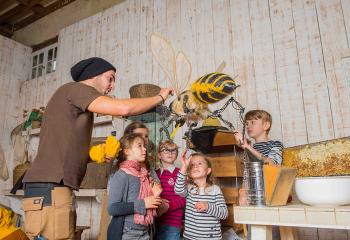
left=176, top=52, right=192, bottom=92
left=150, top=33, right=179, bottom=95
left=215, top=61, right=226, bottom=73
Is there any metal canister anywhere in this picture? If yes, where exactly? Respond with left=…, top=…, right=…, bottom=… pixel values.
left=243, top=161, right=265, bottom=206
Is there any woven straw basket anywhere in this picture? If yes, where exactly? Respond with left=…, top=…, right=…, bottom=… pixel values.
left=129, top=84, right=161, bottom=98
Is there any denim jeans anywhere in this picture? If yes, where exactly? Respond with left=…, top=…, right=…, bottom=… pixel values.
left=122, top=227, right=149, bottom=240
left=156, top=225, right=181, bottom=240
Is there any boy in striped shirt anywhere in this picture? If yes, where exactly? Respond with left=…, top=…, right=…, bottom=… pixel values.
left=234, top=109, right=284, bottom=240
left=155, top=140, right=186, bottom=240
left=234, top=110, right=283, bottom=166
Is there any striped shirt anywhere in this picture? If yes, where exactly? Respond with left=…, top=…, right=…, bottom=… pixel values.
left=156, top=167, right=186, bottom=229
left=253, top=140, right=284, bottom=164
left=174, top=172, right=228, bottom=240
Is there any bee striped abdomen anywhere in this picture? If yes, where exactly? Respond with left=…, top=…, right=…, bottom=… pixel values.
left=191, top=72, right=237, bottom=104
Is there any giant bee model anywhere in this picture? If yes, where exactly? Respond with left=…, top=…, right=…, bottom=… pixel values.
left=150, top=33, right=244, bottom=140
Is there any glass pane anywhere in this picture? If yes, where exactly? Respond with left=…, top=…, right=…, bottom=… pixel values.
left=46, top=61, right=52, bottom=74
left=39, top=53, right=44, bottom=64
left=38, top=65, right=43, bottom=77
left=54, top=47, right=57, bottom=58
left=52, top=60, right=57, bottom=72
left=31, top=67, right=37, bottom=79
left=48, top=49, right=53, bottom=61
left=33, top=55, right=37, bottom=67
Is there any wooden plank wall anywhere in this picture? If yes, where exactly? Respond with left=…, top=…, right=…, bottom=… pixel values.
left=9, top=0, right=350, bottom=164
left=51, top=0, right=350, bottom=148
left=0, top=35, right=31, bottom=209
left=2, top=0, right=350, bottom=239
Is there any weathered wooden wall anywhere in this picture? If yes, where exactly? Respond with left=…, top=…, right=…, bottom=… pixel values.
left=0, top=35, right=31, bottom=209
left=2, top=0, right=350, bottom=239
left=53, top=0, right=350, bottom=148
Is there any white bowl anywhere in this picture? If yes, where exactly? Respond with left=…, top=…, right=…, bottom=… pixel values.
left=295, top=176, right=350, bottom=206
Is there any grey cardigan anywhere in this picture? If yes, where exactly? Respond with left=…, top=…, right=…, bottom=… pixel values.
left=108, top=169, right=148, bottom=230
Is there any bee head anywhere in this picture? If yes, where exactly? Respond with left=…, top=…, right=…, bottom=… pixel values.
left=170, top=90, right=198, bottom=115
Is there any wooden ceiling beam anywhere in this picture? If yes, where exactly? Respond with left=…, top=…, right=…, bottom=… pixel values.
left=15, top=0, right=42, bottom=7
left=15, top=0, right=45, bottom=15
left=3, top=6, right=34, bottom=25
left=0, top=0, right=17, bottom=13
left=0, top=24, right=14, bottom=38
left=30, top=4, right=47, bottom=15
left=14, top=0, right=76, bottom=30
left=0, top=4, right=25, bottom=24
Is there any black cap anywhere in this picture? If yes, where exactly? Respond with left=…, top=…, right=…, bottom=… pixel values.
left=70, top=57, right=116, bottom=82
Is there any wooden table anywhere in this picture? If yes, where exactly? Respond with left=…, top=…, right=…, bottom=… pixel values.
left=234, top=204, right=350, bottom=240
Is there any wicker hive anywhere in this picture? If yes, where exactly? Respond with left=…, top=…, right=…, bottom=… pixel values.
left=129, top=83, right=160, bottom=98
left=283, top=137, right=350, bottom=177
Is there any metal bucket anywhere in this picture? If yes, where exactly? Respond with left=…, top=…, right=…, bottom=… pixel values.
left=243, top=161, right=265, bottom=206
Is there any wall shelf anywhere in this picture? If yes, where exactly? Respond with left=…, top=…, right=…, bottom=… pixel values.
left=21, top=116, right=113, bottom=136
left=94, top=115, right=113, bottom=125
left=21, top=128, right=40, bottom=136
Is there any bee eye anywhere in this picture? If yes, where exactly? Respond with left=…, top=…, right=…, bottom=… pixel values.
left=178, top=96, right=181, bottom=100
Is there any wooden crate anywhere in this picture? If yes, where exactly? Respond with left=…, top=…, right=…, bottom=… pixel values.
left=222, top=203, right=243, bottom=233
left=213, top=130, right=239, bottom=146
left=222, top=187, right=239, bottom=204
left=264, top=165, right=297, bottom=206
left=211, top=130, right=244, bottom=152
left=207, top=152, right=242, bottom=177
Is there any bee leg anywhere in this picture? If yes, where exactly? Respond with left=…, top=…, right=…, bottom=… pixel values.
left=183, top=95, right=191, bottom=114
left=217, top=114, right=235, bottom=131
left=159, top=116, right=173, bottom=140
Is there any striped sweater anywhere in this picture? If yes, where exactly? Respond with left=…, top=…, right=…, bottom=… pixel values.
left=156, top=167, right=186, bottom=229
left=253, top=140, right=284, bottom=164
left=174, top=172, right=228, bottom=240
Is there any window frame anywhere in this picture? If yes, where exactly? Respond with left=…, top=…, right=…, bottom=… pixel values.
left=30, top=43, right=58, bottom=80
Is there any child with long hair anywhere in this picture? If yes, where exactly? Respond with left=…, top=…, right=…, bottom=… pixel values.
left=124, top=121, right=159, bottom=182
left=175, top=151, right=228, bottom=240
left=107, top=133, right=162, bottom=240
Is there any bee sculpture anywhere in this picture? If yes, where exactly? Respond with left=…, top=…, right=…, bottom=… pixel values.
left=150, top=33, right=244, bottom=140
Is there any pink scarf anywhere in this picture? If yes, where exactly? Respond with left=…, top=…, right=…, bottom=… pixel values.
left=120, top=160, right=156, bottom=225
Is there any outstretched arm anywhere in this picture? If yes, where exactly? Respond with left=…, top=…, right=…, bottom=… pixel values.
left=174, top=150, right=191, bottom=197
left=88, top=88, right=173, bottom=116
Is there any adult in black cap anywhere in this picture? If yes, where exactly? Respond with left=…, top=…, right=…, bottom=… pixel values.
left=22, top=57, right=172, bottom=240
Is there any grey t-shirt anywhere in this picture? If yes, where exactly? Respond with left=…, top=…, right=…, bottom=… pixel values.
left=108, top=169, right=148, bottom=230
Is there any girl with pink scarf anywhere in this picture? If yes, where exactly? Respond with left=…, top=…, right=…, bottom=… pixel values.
left=107, top=133, right=162, bottom=240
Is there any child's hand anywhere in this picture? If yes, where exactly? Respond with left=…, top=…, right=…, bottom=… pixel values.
left=105, top=156, right=112, bottom=163
left=180, top=149, right=192, bottom=174
left=195, top=201, right=208, bottom=212
left=144, top=196, right=162, bottom=209
left=156, top=199, right=170, bottom=217
left=239, top=188, right=249, bottom=206
left=151, top=182, right=163, bottom=197
left=233, top=131, right=248, bottom=148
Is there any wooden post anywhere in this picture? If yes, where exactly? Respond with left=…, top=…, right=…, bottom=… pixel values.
left=250, top=225, right=272, bottom=240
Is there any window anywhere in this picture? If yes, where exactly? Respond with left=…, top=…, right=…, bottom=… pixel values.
left=31, top=44, right=58, bottom=79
